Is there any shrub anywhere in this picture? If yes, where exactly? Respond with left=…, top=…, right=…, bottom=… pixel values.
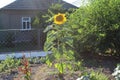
left=67, top=0, right=120, bottom=56
left=89, top=0, right=120, bottom=56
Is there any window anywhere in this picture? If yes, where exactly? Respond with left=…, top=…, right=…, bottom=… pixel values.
left=22, top=17, right=31, bottom=30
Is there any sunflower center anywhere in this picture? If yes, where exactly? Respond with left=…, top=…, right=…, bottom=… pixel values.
left=56, top=15, right=64, bottom=22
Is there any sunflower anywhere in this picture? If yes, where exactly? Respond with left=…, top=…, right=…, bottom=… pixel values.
left=54, top=13, right=66, bottom=25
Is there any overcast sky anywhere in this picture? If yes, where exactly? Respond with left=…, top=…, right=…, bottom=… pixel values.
left=0, top=0, right=77, bottom=8
left=0, top=0, right=15, bottom=8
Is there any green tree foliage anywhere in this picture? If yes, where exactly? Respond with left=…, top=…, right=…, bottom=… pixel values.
left=67, top=0, right=120, bottom=56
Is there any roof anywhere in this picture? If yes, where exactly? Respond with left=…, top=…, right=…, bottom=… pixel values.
left=1, top=0, right=76, bottom=10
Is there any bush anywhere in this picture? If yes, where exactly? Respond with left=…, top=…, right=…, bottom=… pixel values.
left=89, top=0, right=120, bottom=56
left=67, top=0, right=120, bottom=56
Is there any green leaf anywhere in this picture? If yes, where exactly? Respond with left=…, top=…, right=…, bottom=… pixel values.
left=72, top=24, right=78, bottom=29
left=44, top=42, right=54, bottom=51
left=43, top=25, right=53, bottom=32
left=78, top=29, right=83, bottom=33
left=47, top=30, right=57, bottom=42
left=99, top=33, right=106, bottom=37
left=32, top=16, right=40, bottom=25
left=46, top=59, right=52, bottom=67
left=55, top=63, right=66, bottom=74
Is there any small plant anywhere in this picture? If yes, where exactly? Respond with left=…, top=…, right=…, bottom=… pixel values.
left=29, top=57, right=45, bottom=64
left=39, top=57, right=47, bottom=63
left=29, top=57, right=40, bottom=64
left=0, top=55, right=21, bottom=72
left=18, top=55, right=31, bottom=80
left=90, top=70, right=109, bottom=80
left=54, top=62, right=66, bottom=79
left=112, top=64, right=120, bottom=80
left=76, top=73, right=90, bottom=80
left=77, top=70, right=109, bottom=80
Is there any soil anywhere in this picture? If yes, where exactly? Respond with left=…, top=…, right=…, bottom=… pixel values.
left=0, top=53, right=119, bottom=80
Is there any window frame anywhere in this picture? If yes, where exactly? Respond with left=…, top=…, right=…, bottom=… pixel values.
left=21, top=17, right=31, bottom=30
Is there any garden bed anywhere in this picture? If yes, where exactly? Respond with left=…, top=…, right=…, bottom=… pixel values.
left=0, top=54, right=119, bottom=80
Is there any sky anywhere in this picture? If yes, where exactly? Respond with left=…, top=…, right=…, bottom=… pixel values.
left=0, top=0, right=77, bottom=8
left=0, top=0, right=15, bottom=8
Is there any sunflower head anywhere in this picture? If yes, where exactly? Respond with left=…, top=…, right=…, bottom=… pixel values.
left=54, top=13, right=66, bottom=25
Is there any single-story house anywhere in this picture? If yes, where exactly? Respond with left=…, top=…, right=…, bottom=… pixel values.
left=0, top=0, right=76, bottom=51
left=0, top=0, right=76, bottom=30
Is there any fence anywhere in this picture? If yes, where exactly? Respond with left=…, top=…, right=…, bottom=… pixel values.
left=0, top=29, right=46, bottom=53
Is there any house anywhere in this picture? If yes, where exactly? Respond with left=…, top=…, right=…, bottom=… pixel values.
left=0, top=0, right=76, bottom=52
left=0, top=0, right=76, bottom=30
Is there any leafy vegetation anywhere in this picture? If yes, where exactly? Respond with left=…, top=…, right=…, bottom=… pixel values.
left=90, top=70, right=109, bottom=80
left=29, top=57, right=46, bottom=64
left=0, top=56, right=21, bottom=72
left=18, top=55, right=31, bottom=80
left=43, top=0, right=120, bottom=79
left=32, top=2, right=66, bottom=29
left=89, top=0, right=120, bottom=56
left=77, top=70, right=109, bottom=80
left=32, top=1, right=75, bottom=29
left=43, top=3, right=79, bottom=79
left=0, top=0, right=119, bottom=80
left=66, top=0, right=120, bottom=56
left=44, top=13, right=77, bottom=79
